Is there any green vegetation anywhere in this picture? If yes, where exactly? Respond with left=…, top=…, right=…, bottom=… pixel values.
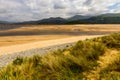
left=1, top=33, right=120, bottom=80
left=100, top=53, right=120, bottom=80
left=92, top=33, right=120, bottom=48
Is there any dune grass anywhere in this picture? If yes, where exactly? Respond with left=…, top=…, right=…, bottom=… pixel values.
left=1, top=33, right=120, bottom=80
left=99, top=52, right=120, bottom=80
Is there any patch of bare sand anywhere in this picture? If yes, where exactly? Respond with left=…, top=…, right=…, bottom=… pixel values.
left=0, top=35, right=72, bottom=47
left=0, top=24, right=120, bottom=47
left=0, top=35, right=103, bottom=56
left=1, top=24, right=120, bottom=33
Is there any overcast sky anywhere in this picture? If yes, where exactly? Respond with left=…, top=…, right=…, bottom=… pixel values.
left=0, top=0, right=120, bottom=22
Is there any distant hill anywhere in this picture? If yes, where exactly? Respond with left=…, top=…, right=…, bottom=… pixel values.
left=18, top=17, right=67, bottom=24
left=0, top=13, right=120, bottom=24
left=100, top=13, right=120, bottom=17
left=67, top=15, right=91, bottom=21
left=0, top=21, right=11, bottom=24
left=67, top=13, right=120, bottom=24
left=19, top=15, right=91, bottom=24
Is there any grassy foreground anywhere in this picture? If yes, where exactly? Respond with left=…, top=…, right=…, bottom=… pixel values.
left=0, top=33, right=120, bottom=80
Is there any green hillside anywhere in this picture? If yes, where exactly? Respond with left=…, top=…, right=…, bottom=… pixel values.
left=0, top=33, right=120, bottom=80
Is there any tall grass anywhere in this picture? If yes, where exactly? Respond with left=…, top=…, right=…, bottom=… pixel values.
left=100, top=53, right=120, bottom=80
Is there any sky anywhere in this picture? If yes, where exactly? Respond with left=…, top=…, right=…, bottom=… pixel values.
left=0, top=0, right=120, bottom=22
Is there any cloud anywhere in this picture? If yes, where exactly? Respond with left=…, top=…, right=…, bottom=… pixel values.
left=84, top=0, right=93, bottom=6
left=0, top=0, right=119, bottom=22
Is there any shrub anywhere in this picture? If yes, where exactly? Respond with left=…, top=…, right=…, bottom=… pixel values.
left=93, top=33, right=120, bottom=48
left=71, top=40, right=106, bottom=61
left=13, top=57, right=23, bottom=65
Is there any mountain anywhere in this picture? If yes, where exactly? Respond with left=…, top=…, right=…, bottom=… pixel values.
left=100, top=13, right=120, bottom=17
left=0, top=21, right=12, bottom=24
left=68, top=15, right=91, bottom=21
left=19, top=13, right=120, bottom=24
left=18, top=17, right=67, bottom=24
left=0, top=13, right=120, bottom=24
left=16, top=15, right=91, bottom=24
left=37, top=17, right=67, bottom=24
left=67, top=13, right=120, bottom=24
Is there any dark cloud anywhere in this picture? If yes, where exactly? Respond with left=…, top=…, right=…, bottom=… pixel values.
left=53, top=4, right=66, bottom=9
left=0, top=9, right=7, bottom=13
left=84, top=0, right=93, bottom=5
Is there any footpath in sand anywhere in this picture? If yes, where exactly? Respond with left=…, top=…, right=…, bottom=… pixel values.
left=0, top=35, right=103, bottom=56
left=0, top=35, right=103, bottom=68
